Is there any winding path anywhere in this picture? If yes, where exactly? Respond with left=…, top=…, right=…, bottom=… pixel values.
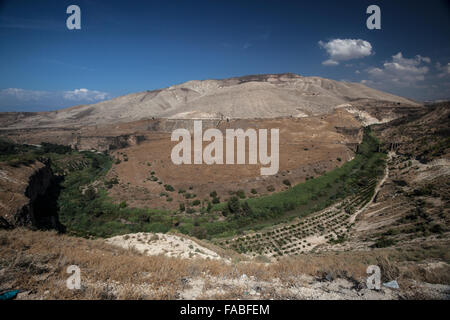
left=349, top=151, right=394, bottom=224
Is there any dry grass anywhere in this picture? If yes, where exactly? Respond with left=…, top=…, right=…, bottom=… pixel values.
left=0, top=228, right=448, bottom=299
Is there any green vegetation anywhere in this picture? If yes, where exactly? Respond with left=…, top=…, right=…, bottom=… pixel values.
left=164, top=184, right=175, bottom=192
left=55, top=151, right=178, bottom=237
left=0, top=127, right=387, bottom=241
left=235, top=190, right=246, bottom=199
left=371, top=237, right=396, bottom=248
left=205, top=128, right=386, bottom=238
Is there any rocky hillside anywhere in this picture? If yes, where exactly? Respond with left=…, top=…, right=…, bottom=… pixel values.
left=0, top=159, right=63, bottom=230
left=0, top=228, right=448, bottom=300
left=0, top=73, right=418, bottom=129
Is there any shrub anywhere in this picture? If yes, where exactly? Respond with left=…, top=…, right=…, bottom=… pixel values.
left=212, top=197, right=220, bottom=204
left=104, top=177, right=119, bottom=189
left=192, top=226, right=207, bottom=239
left=236, top=190, right=246, bottom=199
left=184, top=193, right=195, bottom=199
left=41, top=142, right=72, bottom=154
left=192, top=200, right=201, bottom=206
left=371, top=237, right=396, bottom=248
left=282, top=179, right=291, bottom=186
left=164, top=184, right=175, bottom=192
left=119, top=201, right=127, bottom=209
left=228, top=196, right=240, bottom=213
left=138, top=214, right=150, bottom=223
left=251, top=188, right=258, bottom=194
left=430, top=224, right=445, bottom=234
left=84, top=187, right=97, bottom=201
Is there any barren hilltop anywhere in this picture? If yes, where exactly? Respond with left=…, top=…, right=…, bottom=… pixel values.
left=0, top=73, right=418, bottom=129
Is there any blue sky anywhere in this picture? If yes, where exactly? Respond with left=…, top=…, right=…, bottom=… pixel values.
left=0, top=0, right=449, bottom=111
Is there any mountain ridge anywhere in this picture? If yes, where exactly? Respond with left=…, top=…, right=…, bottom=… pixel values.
left=0, top=73, right=419, bottom=129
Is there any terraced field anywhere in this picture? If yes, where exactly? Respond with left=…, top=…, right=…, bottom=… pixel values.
left=218, top=178, right=379, bottom=257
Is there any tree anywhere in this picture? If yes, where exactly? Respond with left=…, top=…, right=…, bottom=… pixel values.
left=228, top=196, right=240, bottom=213
left=241, top=201, right=253, bottom=216
left=84, top=187, right=96, bottom=201
left=91, top=157, right=100, bottom=169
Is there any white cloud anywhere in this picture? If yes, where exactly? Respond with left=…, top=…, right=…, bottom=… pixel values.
left=1, top=88, right=110, bottom=102
left=322, top=59, right=339, bottom=66
left=0, top=88, right=48, bottom=101
left=0, top=88, right=110, bottom=111
left=63, top=88, right=109, bottom=101
left=365, top=52, right=430, bottom=87
left=359, top=52, right=450, bottom=101
left=319, top=39, right=373, bottom=66
left=436, top=62, right=450, bottom=78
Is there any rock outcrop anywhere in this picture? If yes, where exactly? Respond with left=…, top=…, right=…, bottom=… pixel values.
left=0, top=160, right=64, bottom=231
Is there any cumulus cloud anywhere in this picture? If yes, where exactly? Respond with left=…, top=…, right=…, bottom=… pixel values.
left=436, top=62, right=450, bottom=78
left=319, top=39, right=373, bottom=66
left=0, top=88, right=110, bottom=111
left=359, top=52, right=450, bottom=101
left=365, top=52, right=430, bottom=87
left=63, top=88, right=110, bottom=101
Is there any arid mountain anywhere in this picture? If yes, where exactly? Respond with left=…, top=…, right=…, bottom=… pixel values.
left=0, top=75, right=448, bottom=301
left=0, top=73, right=418, bottom=129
